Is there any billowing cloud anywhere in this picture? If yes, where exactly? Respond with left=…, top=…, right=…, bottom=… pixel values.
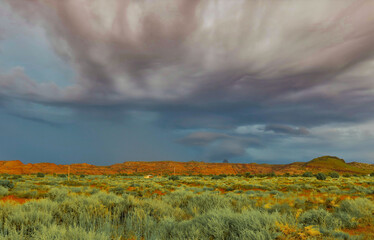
left=3, top=0, right=374, bottom=115
left=2, top=0, right=374, bottom=163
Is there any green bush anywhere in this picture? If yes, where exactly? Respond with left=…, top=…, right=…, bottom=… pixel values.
left=329, top=172, right=340, bottom=178
left=154, top=209, right=281, bottom=240
left=168, top=176, right=180, bottom=181
left=8, top=175, right=22, bottom=180
left=315, top=173, right=326, bottom=180
left=211, top=175, right=224, bottom=180
left=0, top=180, right=14, bottom=189
left=0, top=186, right=8, bottom=196
left=244, top=172, right=254, bottom=178
left=0, top=173, right=372, bottom=239
left=337, top=198, right=374, bottom=219
left=37, top=173, right=45, bottom=178
left=302, top=172, right=313, bottom=177
left=109, top=187, right=125, bottom=195
left=299, top=209, right=340, bottom=229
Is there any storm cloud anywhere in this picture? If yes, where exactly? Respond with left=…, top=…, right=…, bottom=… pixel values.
left=178, top=131, right=261, bottom=161
left=2, top=1, right=374, bottom=109
left=2, top=0, right=374, bottom=163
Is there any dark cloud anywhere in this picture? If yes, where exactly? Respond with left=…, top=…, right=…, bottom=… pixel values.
left=177, top=132, right=228, bottom=146
left=178, top=131, right=260, bottom=161
left=3, top=0, right=374, bottom=163
left=265, top=125, right=310, bottom=136
left=2, top=0, right=374, bottom=123
left=204, top=139, right=249, bottom=162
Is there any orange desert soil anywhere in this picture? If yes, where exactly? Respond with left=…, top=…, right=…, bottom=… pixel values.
left=0, top=157, right=373, bottom=176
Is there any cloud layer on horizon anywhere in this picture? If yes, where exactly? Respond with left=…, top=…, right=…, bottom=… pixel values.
left=2, top=0, right=374, bottom=163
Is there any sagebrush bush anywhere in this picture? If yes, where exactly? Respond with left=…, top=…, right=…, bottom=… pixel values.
left=0, top=186, right=8, bottom=196
left=337, top=198, right=374, bottom=219
left=153, top=209, right=282, bottom=240
left=299, top=209, right=341, bottom=229
left=0, top=180, right=14, bottom=189
left=329, top=172, right=340, bottom=178
left=302, top=172, right=313, bottom=177
left=316, top=173, right=327, bottom=180
left=0, top=174, right=372, bottom=239
left=168, top=176, right=180, bottom=181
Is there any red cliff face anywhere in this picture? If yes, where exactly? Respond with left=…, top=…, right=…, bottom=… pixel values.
left=0, top=158, right=372, bottom=175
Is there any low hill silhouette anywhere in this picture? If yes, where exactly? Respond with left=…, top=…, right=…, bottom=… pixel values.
left=0, top=156, right=372, bottom=175
left=303, top=156, right=367, bottom=174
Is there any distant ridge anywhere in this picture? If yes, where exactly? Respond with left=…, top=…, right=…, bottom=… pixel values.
left=0, top=156, right=373, bottom=175
left=303, top=156, right=367, bottom=174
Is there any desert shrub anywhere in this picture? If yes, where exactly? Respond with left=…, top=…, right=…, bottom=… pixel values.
left=299, top=209, right=341, bottom=229
left=153, top=209, right=282, bottom=240
left=225, top=187, right=234, bottom=192
left=8, top=175, right=22, bottom=180
left=61, top=180, right=87, bottom=186
left=0, top=173, right=372, bottom=239
left=109, top=187, right=125, bottom=195
left=70, top=187, right=85, bottom=193
left=315, top=173, right=326, bottom=180
left=0, top=186, right=8, bottom=196
left=337, top=198, right=374, bottom=219
left=48, top=188, right=69, bottom=202
left=332, top=211, right=358, bottom=229
left=0, top=180, right=14, bottom=189
left=168, top=176, right=180, bottom=181
left=319, top=186, right=340, bottom=193
left=268, top=203, right=293, bottom=214
left=319, top=229, right=353, bottom=240
left=58, top=174, right=67, bottom=178
left=269, top=190, right=283, bottom=196
left=299, top=183, right=313, bottom=190
left=286, top=184, right=302, bottom=191
left=211, top=175, right=224, bottom=180
left=32, top=225, right=109, bottom=240
left=186, top=193, right=231, bottom=216
left=37, top=173, right=45, bottom=178
left=329, top=172, right=340, bottom=178
left=162, top=190, right=194, bottom=209
left=244, top=172, right=254, bottom=178
left=13, top=189, right=39, bottom=198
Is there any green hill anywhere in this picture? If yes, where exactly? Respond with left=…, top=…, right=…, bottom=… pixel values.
left=304, top=156, right=367, bottom=174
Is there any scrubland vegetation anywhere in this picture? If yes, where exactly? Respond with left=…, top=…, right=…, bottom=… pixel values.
left=0, top=173, right=373, bottom=239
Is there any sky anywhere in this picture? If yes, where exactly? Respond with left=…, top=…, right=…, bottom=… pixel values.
left=1, top=0, right=374, bottom=165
